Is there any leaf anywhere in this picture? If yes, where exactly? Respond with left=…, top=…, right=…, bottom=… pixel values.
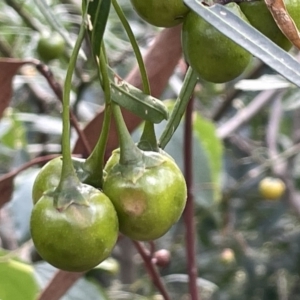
left=110, top=70, right=169, bottom=123
left=183, top=0, right=300, bottom=88
left=265, top=0, right=300, bottom=50
left=85, top=0, right=111, bottom=56
left=193, top=113, right=223, bottom=203
left=0, top=257, right=39, bottom=300
left=0, top=58, right=31, bottom=118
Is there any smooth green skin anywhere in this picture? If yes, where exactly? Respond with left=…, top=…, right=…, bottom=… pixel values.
left=37, top=32, right=65, bottom=62
left=182, top=4, right=252, bottom=83
left=130, top=0, right=190, bottom=28
left=32, top=156, right=87, bottom=204
left=103, top=150, right=187, bottom=241
left=240, top=0, right=300, bottom=51
left=30, top=185, right=119, bottom=272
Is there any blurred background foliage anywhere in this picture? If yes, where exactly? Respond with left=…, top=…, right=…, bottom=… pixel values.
left=1, top=0, right=300, bottom=299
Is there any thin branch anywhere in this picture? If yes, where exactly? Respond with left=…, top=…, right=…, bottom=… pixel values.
left=217, top=89, right=276, bottom=139
left=212, top=61, right=264, bottom=121
left=4, top=0, right=40, bottom=31
left=34, top=60, right=92, bottom=156
left=37, top=270, right=83, bottom=300
left=183, top=96, right=199, bottom=300
left=133, top=241, right=171, bottom=300
left=266, top=94, right=286, bottom=175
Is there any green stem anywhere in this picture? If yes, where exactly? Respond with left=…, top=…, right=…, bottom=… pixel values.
left=84, top=45, right=112, bottom=187
left=111, top=0, right=150, bottom=94
left=159, top=67, right=198, bottom=149
left=112, top=103, right=142, bottom=165
left=112, top=0, right=158, bottom=151
left=57, top=5, right=88, bottom=187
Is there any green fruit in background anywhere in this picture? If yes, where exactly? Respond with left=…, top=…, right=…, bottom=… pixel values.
left=130, top=0, right=190, bottom=28
left=182, top=3, right=252, bottom=83
left=37, top=32, right=65, bottom=62
left=103, top=149, right=187, bottom=241
left=30, top=184, right=119, bottom=272
left=239, top=0, right=300, bottom=51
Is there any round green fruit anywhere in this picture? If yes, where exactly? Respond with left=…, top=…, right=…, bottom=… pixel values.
left=32, top=157, right=87, bottom=205
left=259, top=177, right=286, bottom=200
left=239, top=0, right=300, bottom=51
left=182, top=3, right=252, bottom=83
left=103, top=149, right=187, bottom=241
left=130, top=0, right=190, bottom=28
left=37, top=32, right=65, bottom=62
left=30, top=184, right=118, bottom=272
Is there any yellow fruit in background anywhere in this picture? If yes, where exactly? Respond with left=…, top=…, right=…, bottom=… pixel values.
left=181, top=3, right=252, bottom=83
left=259, top=177, right=286, bottom=200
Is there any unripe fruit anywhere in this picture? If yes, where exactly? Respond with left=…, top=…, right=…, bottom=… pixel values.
left=130, top=0, right=190, bottom=28
left=239, top=0, right=300, bottom=51
left=103, top=149, right=187, bottom=241
left=182, top=3, right=252, bottom=83
left=259, top=177, right=286, bottom=200
left=37, top=32, right=65, bottom=62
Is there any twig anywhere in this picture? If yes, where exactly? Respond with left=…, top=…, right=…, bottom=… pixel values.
left=133, top=241, right=171, bottom=300
left=0, top=37, right=13, bottom=57
left=4, top=0, right=40, bottom=31
left=266, top=94, right=286, bottom=175
left=37, top=270, right=83, bottom=300
left=34, top=60, right=92, bottom=156
left=217, top=89, right=276, bottom=139
left=183, top=96, right=199, bottom=300
left=212, top=61, right=264, bottom=121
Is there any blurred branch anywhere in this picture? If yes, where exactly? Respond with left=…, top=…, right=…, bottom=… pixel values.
left=183, top=96, right=199, bottom=300
left=34, top=61, right=92, bottom=155
left=217, top=90, right=276, bottom=139
left=133, top=241, right=171, bottom=300
left=37, top=270, right=83, bottom=300
left=4, top=0, right=40, bottom=31
left=266, top=94, right=286, bottom=175
left=0, top=37, right=13, bottom=57
left=212, top=61, right=264, bottom=121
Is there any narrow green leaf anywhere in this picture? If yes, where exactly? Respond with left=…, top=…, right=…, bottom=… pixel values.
left=184, top=0, right=300, bottom=88
left=193, top=113, right=223, bottom=203
left=109, top=69, right=169, bottom=123
left=86, top=0, right=111, bottom=56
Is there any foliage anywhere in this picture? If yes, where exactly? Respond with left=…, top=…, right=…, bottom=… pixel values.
left=0, top=0, right=300, bottom=299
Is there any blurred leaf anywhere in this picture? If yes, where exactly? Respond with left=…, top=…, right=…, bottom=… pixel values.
left=0, top=59, right=30, bottom=118
left=282, top=88, right=300, bottom=111
left=193, top=112, right=223, bottom=203
left=0, top=109, right=26, bottom=149
left=235, top=75, right=292, bottom=91
left=184, top=1, right=300, bottom=87
left=0, top=255, right=38, bottom=300
left=163, top=274, right=219, bottom=300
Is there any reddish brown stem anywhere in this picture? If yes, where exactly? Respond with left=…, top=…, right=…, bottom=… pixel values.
left=34, top=60, right=92, bottom=156
left=183, top=96, right=199, bottom=300
left=133, top=241, right=171, bottom=300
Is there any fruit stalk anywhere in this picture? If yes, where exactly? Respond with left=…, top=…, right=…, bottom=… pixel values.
left=183, top=96, right=199, bottom=300
left=111, top=103, right=143, bottom=165
left=133, top=241, right=171, bottom=300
